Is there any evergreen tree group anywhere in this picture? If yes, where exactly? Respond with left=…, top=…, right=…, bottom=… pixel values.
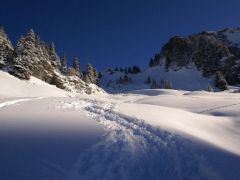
left=113, top=65, right=141, bottom=74
left=0, top=27, right=100, bottom=87
left=149, top=53, right=161, bottom=67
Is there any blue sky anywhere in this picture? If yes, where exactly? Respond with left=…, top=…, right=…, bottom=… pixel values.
left=1, top=0, right=240, bottom=70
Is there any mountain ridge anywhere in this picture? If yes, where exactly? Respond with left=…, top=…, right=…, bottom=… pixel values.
left=100, top=27, right=240, bottom=92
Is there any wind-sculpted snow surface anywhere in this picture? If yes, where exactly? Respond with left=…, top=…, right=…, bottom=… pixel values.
left=55, top=99, right=223, bottom=180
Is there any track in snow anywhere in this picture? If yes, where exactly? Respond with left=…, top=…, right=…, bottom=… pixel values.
left=58, top=99, right=223, bottom=180
left=0, top=97, right=43, bottom=109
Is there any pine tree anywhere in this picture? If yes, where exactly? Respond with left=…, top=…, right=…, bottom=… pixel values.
left=132, top=66, right=141, bottom=74
left=84, top=63, right=98, bottom=84
left=0, top=26, right=13, bottom=68
left=61, top=52, right=68, bottom=74
left=149, top=58, right=154, bottom=67
left=153, top=53, right=160, bottom=66
left=128, top=67, right=132, bottom=74
left=164, top=80, right=173, bottom=89
left=107, top=80, right=112, bottom=87
left=26, top=29, right=36, bottom=42
left=11, top=29, right=37, bottom=79
left=215, top=71, right=228, bottom=90
left=117, top=76, right=123, bottom=84
left=93, top=68, right=99, bottom=85
left=145, top=76, right=151, bottom=84
left=98, top=72, right=102, bottom=79
left=151, top=79, right=157, bottom=89
left=124, top=67, right=128, bottom=74
left=72, top=56, right=82, bottom=77
left=123, top=75, right=129, bottom=82
left=49, top=42, right=61, bottom=69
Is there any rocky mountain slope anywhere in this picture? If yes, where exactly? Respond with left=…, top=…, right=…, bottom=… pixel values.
left=0, top=27, right=103, bottom=94
left=101, top=28, right=240, bottom=92
left=154, top=28, right=240, bottom=88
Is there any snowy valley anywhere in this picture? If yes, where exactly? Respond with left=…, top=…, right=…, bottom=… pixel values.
left=1, top=26, right=240, bottom=180
left=1, top=69, right=240, bottom=179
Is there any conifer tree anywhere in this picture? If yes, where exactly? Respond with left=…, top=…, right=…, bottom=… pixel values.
left=72, top=56, right=82, bottom=77
left=123, top=75, right=129, bottom=82
left=11, top=29, right=37, bottom=79
left=84, top=63, right=98, bottom=84
left=164, top=80, right=173, bottom=89
left=0, top=26, right=13, bottom=68
left=151, top=79, right=157, bottom=89
left=61, top=52, right=68, bottom=74
left=149, top=58, right=154, bottom=67
left=132, top=66, right=141, bottom=74
left=128, top=67, right=132, bottom=74
left=49, top=42, right=61, bottom=69
left=98, top=72, right=102, bottom=79
left=124, top=67, right=128, bottom=74
left=215, top=71, right=228, bottom=90
left=145, top=76, right=151, bottom=84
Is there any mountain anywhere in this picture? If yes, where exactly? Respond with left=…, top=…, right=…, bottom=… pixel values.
left=0, top=27, right=103, bottom=94
left=100, top=28, right=240, bottom=92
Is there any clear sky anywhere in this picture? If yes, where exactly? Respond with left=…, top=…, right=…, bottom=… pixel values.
left=1, top=0, right=240, bottom=70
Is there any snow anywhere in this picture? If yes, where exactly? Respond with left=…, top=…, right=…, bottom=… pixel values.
left=225, top=29, right=240, bottom=47
left=0, top=71, right=68, bottom=98
left=0, top=70, right=240, bottom=179
left=101, top=66, right=213, bottom=93
left=116, top=100, right=240, bottom=156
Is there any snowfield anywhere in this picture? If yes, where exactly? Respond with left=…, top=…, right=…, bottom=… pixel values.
left=0, top=71, right=240, bottom=180
left=100, top=66, right=213, bottom=93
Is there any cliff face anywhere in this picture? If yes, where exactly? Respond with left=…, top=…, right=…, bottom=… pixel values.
left=0, top=27, right=103, bottom=94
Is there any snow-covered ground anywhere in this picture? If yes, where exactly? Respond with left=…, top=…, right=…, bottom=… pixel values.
left=0, top=71, right=240, bottom=180
left=100, top=66, right=214, bottom=93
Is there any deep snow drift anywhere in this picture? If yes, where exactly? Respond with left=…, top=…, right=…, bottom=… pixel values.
left=0, top=71, right=240, bottom=180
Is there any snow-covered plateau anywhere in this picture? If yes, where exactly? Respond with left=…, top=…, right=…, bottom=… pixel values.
left=0, top=70, right=240, bottom=180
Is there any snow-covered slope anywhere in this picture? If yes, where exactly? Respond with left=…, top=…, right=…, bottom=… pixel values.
left=100, top=66, right=213, bottom=93
left=0, top=70, right=105, bottom=98
left=115, top=89, right=240, bottom=156
left=216, top=28, right=240, bottom=47
left=0, top=70, right=240, bottom=179
left=0, top=70, right=68, bottom=98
